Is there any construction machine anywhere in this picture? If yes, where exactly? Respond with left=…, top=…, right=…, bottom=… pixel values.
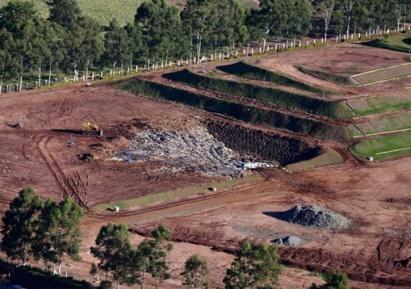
left=82, top=122, right=103, bottom=136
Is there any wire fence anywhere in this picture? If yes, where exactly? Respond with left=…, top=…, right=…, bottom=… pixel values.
left=0, top=26, right=409, bottom=95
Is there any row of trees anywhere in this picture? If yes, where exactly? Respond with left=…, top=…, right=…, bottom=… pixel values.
left=0, top=0, right=410, bottom=82
left=1, top=187, right=350, bottom=289
left=91, top=224, right=283, bottom=289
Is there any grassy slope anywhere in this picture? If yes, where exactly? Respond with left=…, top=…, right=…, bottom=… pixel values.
left=0, top=0, right=256, bottom=25
left=364, top=32, right=411, bottom=53
left=217, top=61, right=323, bottom=94
left=351, top=131, right=411, bottom=161
left=353, top=112, right=411, bottom=136
left=346, top=93, right=411, bottom=117
left=165, top=69, right=353, bottom=120
left=117, top=78, right=350, bottom=142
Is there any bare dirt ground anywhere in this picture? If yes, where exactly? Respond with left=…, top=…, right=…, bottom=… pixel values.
left=0, top=85, right=216, bottom=206
left=0, top=42, right=410, bottom=289
left=252, top=43, right=411, bottom=98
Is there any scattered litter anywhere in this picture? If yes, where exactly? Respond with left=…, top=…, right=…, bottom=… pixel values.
left=111, top=127, right=273, bottom=177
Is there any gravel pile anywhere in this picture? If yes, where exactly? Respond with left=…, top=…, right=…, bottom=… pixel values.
left=273, top=205, right=351, bottom=230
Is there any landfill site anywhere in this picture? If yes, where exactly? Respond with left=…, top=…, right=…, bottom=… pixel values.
left=0, top=42, right=410, bottom=289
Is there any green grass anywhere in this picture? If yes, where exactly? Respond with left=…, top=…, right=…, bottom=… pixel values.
left=0, top=0, right=256, bottom=25
left=95, top=174, right=263, bottom=212
left=165, top=69, right=353, bottom=120
left=217, top=61, right=323, bottom=94
left=364, top=32, right=411, bottom=53
left=117, top=77, right=350, bottom=142
left=297, top=65, right=354, bottom=85
left=285, top=148, right=343, bottom=172
left=352, top=112, right=411, bottom=136
left=0, top=0, right=145, bottom=25
left=350, top=130, right=411, bottom=161
left=347, top=95, right=411, bottom=116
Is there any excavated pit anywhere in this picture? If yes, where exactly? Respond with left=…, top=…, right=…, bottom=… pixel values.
left=111, top=120, right=322, bottom=177
left=206, top=121, right=321, bottom=166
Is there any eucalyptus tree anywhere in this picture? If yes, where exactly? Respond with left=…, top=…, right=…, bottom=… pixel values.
left=91, top=224, right=136, bottom=289
left=224, top=242, right=282, bottom=289
left=1, top=188, right=44, bottom=265
left=37, top=197, right=84, bottom=275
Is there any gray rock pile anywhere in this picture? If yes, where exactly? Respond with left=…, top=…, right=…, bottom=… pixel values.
left=272, top=235, right=302, bottom=246
left=273, top=205, right=351, bottom=230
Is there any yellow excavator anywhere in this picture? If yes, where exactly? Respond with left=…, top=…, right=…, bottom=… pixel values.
left=82, top=122, right=103, bottom=136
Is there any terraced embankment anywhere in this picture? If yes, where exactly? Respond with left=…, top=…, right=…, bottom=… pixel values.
left=297, top=66, right=356, bottom=86
left=164, top=69, right=353, bottom=120
left=217, top=61, right=322, bottom=93
left=352, top=63, right=411, bottom=85
left=206, top=121, right=321, bottom=165
left=116, top=77, right=350, bottom=142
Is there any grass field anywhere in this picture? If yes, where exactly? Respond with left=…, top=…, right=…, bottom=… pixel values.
left=352, top=112, right=411, bottom=136
left=350, top=131, right=411, bottom=161
left=95, top=174, right=263, bottom=211
left=0, top=0, right=257, bottom=25
left=346, top=95, right=411, bottom=116
left=364, top=32, right=411, bottom=53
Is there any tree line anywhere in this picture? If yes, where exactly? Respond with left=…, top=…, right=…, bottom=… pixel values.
left=1, top=187, right=349, bottom=289
left=0, top=0, right=410, bottom=82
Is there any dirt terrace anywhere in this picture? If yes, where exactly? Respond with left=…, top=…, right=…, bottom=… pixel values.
left=0, top=42, right=411, bottom=289
left=250, top=43, right=411, bottom=97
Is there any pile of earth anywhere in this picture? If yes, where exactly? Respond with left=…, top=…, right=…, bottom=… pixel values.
left=270, top=205, right=351, bottom=230
left=111, top=126, right=273, bottom=177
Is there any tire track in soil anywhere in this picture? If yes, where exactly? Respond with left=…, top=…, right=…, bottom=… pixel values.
left=37, top=135, right=89, bottom=210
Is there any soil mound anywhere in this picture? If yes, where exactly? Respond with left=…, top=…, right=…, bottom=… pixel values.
left=271, top=205, right=351, bottom=230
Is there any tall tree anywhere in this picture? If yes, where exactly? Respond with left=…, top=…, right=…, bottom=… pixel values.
left=91, top=224, right=135, bottom=289
left=211, top=0, right=249, bottom=49
left=150, top=225, right=173, bottom=289
left=1, top=188, right=44, bottom=265
left=0, top=1, right=52, bottom=81
left=223, top=242, right=282, bottom=289
left=102, top=19, right=133, bottom=69
left=135, top=239, right=155, bottom=289
left=46, top=0, right=103, bottom=73
left=288, top=0, right=312, bottom=37
left=124, top=23, right=145, bottom=65
left=249, top=0, right=289, bottom=50
left=37, top=198, right=83, bottom=274
left=315, top=0, right=336, bottom=39
left=46, top=0, right=82, bottom=29
left=135, top=0, right=182, bottom=64
left=181, top=255, right=209, bottom=289
left=182, top=0, right=219, bottom=61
